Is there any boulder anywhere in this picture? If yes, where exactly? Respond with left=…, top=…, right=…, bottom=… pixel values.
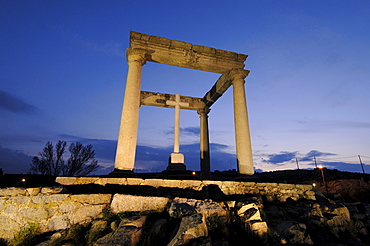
left=167, top=214, right=208, bottom=246
left=169, top=198, right=227, bottom=219
left=95, top=216, right=146, bottom=246
left=275, top=221, right=313, bottom=245
left=111, top=194, right=170, bottom=213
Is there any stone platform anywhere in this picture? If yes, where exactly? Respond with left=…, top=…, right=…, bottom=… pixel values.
left=56, top=177, right=315, bottom=202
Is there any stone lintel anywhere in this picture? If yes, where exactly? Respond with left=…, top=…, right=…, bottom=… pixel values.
left=203, top=69, right=250, bottom=107
left=140, top=91, right=205, bottom=110
left=130, top=31, right=248, bottom=74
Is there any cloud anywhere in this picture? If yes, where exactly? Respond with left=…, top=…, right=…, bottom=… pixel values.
left=182, top=127, right=200, bottom=136
left=0, top=145, right=33, bottom=174
left=301, top=150, right=336, bottom=162
left=0, top=91, right=37, bottom=113
left=263, top=151, right=298, bottom=164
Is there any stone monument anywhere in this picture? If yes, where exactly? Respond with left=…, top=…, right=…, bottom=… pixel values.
left=113, top=31, right=253, bottom=178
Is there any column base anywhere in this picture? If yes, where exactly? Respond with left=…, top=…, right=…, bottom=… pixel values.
left=109, top=169, right=136, bottom=177
left=167, top=153, right=186, bottom=171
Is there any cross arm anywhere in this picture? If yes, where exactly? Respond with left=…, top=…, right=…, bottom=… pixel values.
left=140, top=91, right=204, bottom=110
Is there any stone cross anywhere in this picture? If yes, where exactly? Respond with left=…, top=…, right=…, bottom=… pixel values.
left=166, top=94, right=189, bottom=154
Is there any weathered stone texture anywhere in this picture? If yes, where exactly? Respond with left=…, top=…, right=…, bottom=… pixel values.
left=0, top=187, right=112, bottom=240
left=168, top=214, right=208, bottom=246
left=95, top=216, right=146, bottom=246
left=169, top=198, right=227, bottom=219
left=0, top=187, right=26, bottom=197
left=56, top=177, right=314, bottom=202
left=70, top=194, right=112, bottom=204
left=111, top=194, right=170, bottom=213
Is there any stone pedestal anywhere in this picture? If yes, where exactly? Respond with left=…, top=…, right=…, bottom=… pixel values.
left=167, top=153, right=186, bottom=171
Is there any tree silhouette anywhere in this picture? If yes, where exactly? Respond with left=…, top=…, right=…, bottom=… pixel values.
left=30, top=141, right=99, bottom=176
left=62, top=142, right=99, bottom=176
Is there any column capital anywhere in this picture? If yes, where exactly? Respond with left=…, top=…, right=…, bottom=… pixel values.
left=197, top=107, right=211, bottom=116
left=229, top=69, right=250, bottom=83
left=126, top=48, right=147, bottom=65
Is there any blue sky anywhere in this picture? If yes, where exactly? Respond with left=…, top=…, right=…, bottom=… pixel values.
left=1, top=0, right=370, bottom=175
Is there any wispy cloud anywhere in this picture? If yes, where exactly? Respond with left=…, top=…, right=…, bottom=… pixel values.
left=301, top=150, right=336, bottom=162
left=263, top=151, right=298, bottom=164
left=164, top=127, right=200, bottom=136
left=0, top=91, right=37, bottom=113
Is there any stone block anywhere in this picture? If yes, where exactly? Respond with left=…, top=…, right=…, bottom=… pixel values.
left=167, top=214, right=208, bottom=246
left=111, top=194, right=170, bottom=213
left=149, top=35, right=171, bottom=46
left=0, top=187, right=26, bottom=197
left=237, top=53, right=248, bottom=62
left=26, top=187, right=41, bottom=196
left=130, top=31, right=142, bottom=40
left=250, top=221, right=268, bottom=237
left=69, top=204, right=105, bottom=224
left=95, top=216, right=146, bottom=246
left=4, top=204, right=18, bottom=214
left=126, top=178, right=144, bottom=186
left=7, top=196, right=31, bottom=205
left=75, top=177, right=100, bottom=185
left=275, top=221, right=313, bottom=245
left=31, top=194, right=69, bottom=204
left=101, top=177, right=127, bottom=185
left=170, top=152, right=184, bottom=164
left=48, top=214, right=70, bottom=231
left=19, top=207, right=49, bottom=221
left=180, top=180, right=202, bottom=190
left=41, top=186, right=65, bottom=194
left=0, top=197, right=6, bottom=210
left=163, top=179, right=182, bottom=187
left=55, top=177, right=77, bottom=185
left=70, top=194, right=112, bottom=205
left=60, top=203, right=80, bottom=213
left=171, top=40, right=191, bottom=50
left=0, top=216, right=21, bottom=239
left=169, top=198, right=226, bottom=219
left=237, top=203, right=262, bottom=221
left=143, top=179, right=164, bottom=188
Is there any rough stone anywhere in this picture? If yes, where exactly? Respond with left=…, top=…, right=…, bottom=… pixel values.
left=26, top=187, right=41, bottom=196
left=70, top=204, right=105, bottom=224
left=6, top=196, right=31, bottom=205
left=250, top=221, right=268, bottom=237
left=237, top=203, right=262, bottom=221
left=169, top=198, right=227, bottom=219
left=70, top=194, right=112, bottom=204
left=19, top=207, right=49, bottom=221
left=48, top=214, right=70, bottom=231
left=40, top=186, right=65, bottom=194
left=0, top=216, right=21, bottom=239
left=0, top=187, right=26, bottom=197
left=31, top=194, right=69, bottom=204
left=167, top=214, right=208, bottom=246
left=111, top=194, right=170, bottom=213
left=95, top=216, right=146, bottom=246
left=86, top=219, right=109, bottom=244
left=275, top=221, right=313, bottom=245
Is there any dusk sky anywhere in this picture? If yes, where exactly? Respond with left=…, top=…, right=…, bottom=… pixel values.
left=1, top=0, right=370, bottom=175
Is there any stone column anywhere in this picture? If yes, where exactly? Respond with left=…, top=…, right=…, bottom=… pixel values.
left=114, top=48, right=146, bottom=172
left=197, top=107, right=211, bottom=179
left=231, top=70, right=254, bottom=175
